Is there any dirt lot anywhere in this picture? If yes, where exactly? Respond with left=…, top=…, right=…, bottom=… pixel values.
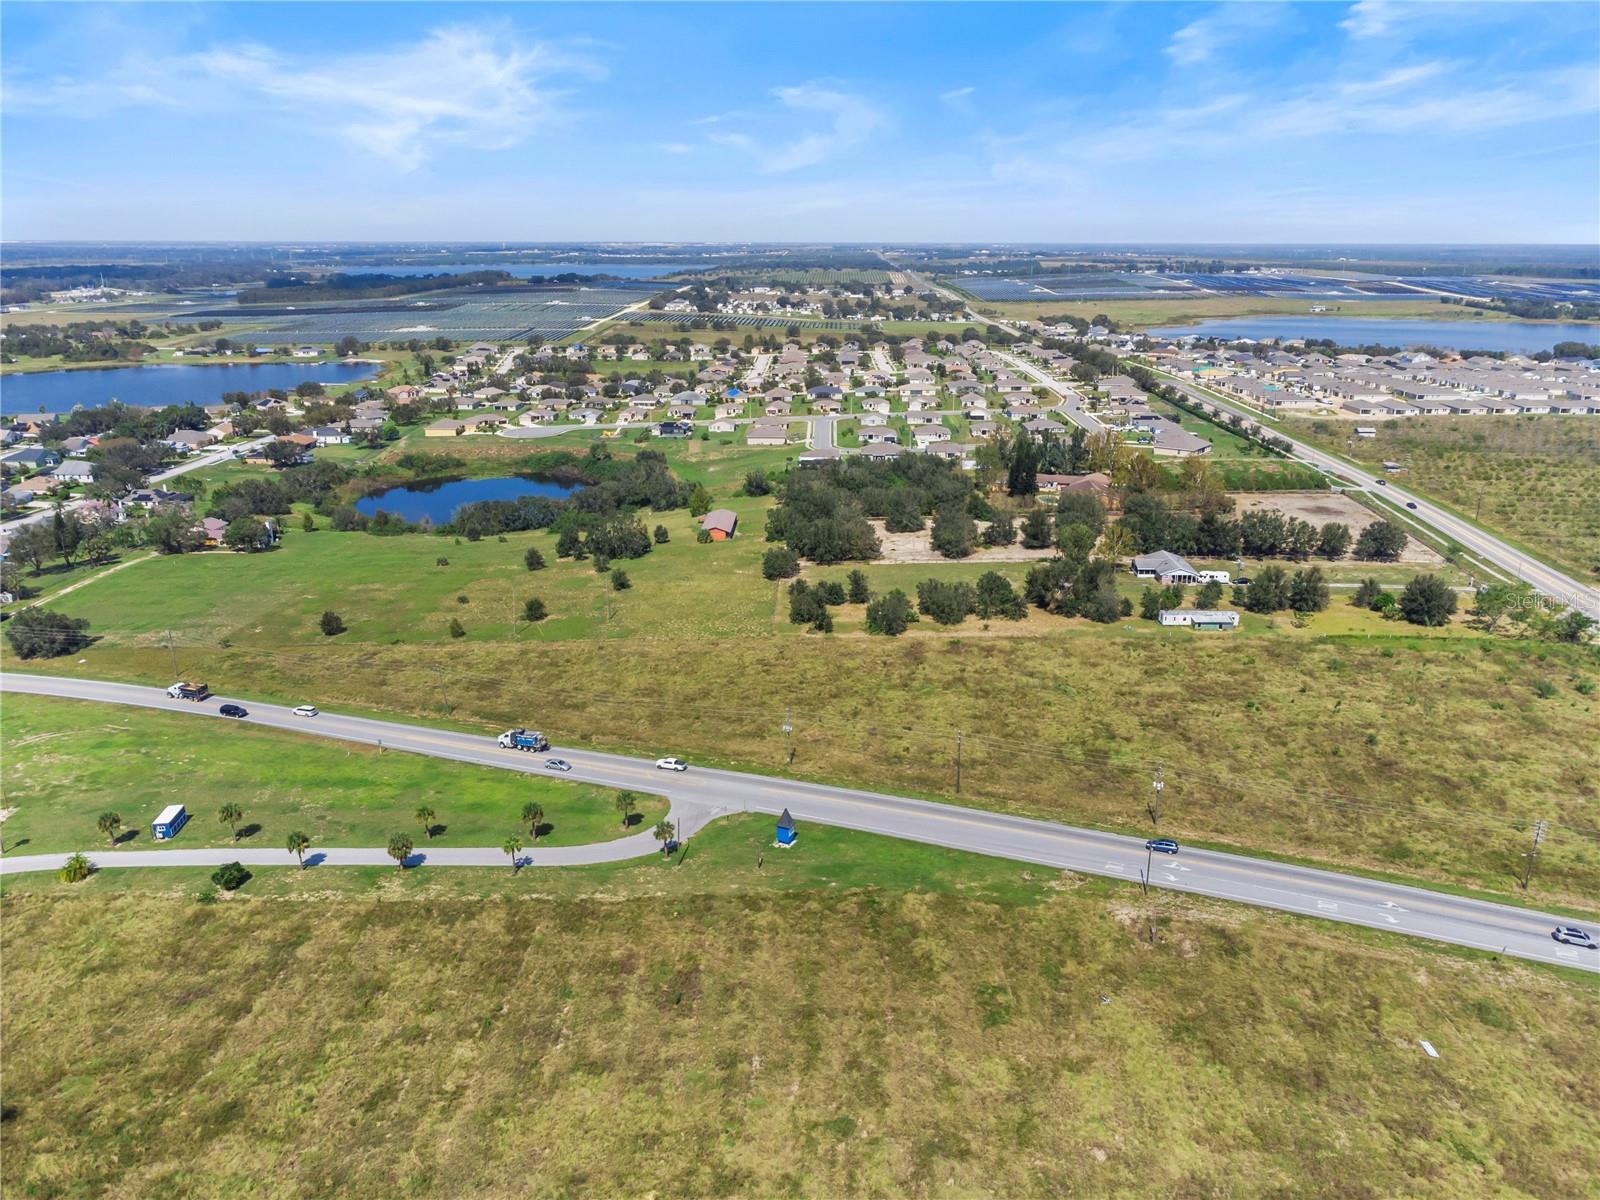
left=1232, top=491, right=1443, bottom=564
left=869, top=519, right=1061, bottom=564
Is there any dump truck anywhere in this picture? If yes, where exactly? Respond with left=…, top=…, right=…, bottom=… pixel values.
left=166, top=682, right=211, bottom=701
left=497, top=728, right=550, bottom=752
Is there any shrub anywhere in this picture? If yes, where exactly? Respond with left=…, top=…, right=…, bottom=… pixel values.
left=847, top=569, right=871, bottom=604
left=916, top=579, right=977, bottom=625
left=319, top=610, right=346, bottom=636
left=58, top=852, right=92, bottom=884
left=974, top=571, right=1025, bottom=620
left=1195, top=580, right=1224, bottom=609
left=611, top=570, right=631, bottom=591
left=1352, top=577, right=1383, bottom=609
left=522, top=597, right=547, bottom=622
left=653, top=525, right=670, bottom=544
left=524, top=546, right=546, bottom=570
left=210, top=861, right=250, bottom=891
left=742, top=469, right=772, bottom=497
left=815, top=579, right=846, bottom=606
left=982, top=510, right=1016, bottom=547
left=448, top=618, right=466, bottom=638
left=762, top=547, right=801, bottom=579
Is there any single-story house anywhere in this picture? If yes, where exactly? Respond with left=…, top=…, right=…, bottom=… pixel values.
left=1133, top=551, right=1200, bottom=585
left=747, top=422, right=789, bottom=446
left=700, top=509, right=739, bottom=540
left=655, top=421, right=695, bottom=438
left=708, top=418, right=738, bottom=434
left=1, top=446, right=62, bottom=472
left=425, top=419, right=468, bottom=438
left=310, top=426, right=351, bottom=446
left=50, top=460, right=96, bottom=485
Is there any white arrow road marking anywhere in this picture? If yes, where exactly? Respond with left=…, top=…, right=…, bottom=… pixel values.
left=1317, top=901, right=1339, bottom=912
left=1381, top=915, right=1399, bottom=925
left=1162, top=873, right=1178, bottom=882
left=1382, top=901, right=1408, bottom=912
left=1103, top=863, right=1124, bottom=872
left=1557, top=950, right=1579, bottom=960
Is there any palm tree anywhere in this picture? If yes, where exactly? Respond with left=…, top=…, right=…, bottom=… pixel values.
left=285, top=830, right=310, bottom=869
left=615, top=791, right=639, bottom=829
left=96, top=811, right=123, bottom=847
left=520, top=802, right=544, bottom=842
left=415, top=805, right=437, bottom=840
left=502, top=836, right=523, bottom=873
left=652, top=818, right=675, bottom=851
left=217, top=802, right=244, bottom=843
left=387, top=832, right=413, bottom=869
left=58, top=852, right=92, bottom=884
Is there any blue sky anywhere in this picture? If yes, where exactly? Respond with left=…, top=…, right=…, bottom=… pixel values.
left=3, top=1, right=1597, bottom=243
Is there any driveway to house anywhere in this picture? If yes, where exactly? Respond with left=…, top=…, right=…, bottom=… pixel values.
left=3, top=673, right=1593, bottom=972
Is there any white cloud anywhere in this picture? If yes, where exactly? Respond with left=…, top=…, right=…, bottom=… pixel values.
left=4, top=25, right=599, bottom=171
left=1339, top=1, right=1397, bottom=40
left=941, top=85, right=976, bottom=103
left=1165, top=4, right=1283, bottom=66
left=195, top=27, right=597, bottom=170
left=758, top=83, right=888, bottom=172
left=657, top=142, right=694, bottom=155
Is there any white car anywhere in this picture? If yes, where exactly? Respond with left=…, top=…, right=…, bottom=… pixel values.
left=292, top=704, right=319, bottom=718
left=654, top=756, right=688, bottom=772
left=544, top=759, right=572, bottom=773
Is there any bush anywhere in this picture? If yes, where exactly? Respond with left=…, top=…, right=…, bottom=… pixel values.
left=58, top=852, right=92, bottom=884
left=653, top=525, right=670, bottom=544
left=524, top=546, right=546, bottom=570
left=847, top=569, right=871, bottom=604
left=742, top=470, right=772, bottom=497
left=982, top=510, right=1016, bottom=547
left=815, top=579, right=846, bottom=606
left=319, top=610, right=346, bottom=637
left=448, top=618, right=466, bottom=638
left=210, top=861, right=251, bottom=891
left=611, top=569, right=631, bottom=591
left=762, top=547, right=801, bottom=579
left=1019, top=508, right=1053, bottom=549
left=1352, top=577, right=1383, bottom=609
left=1195, top=580, right=1224, bottom=609
left=866, top=589, right=918, bottom=636
left=522, top=597, right=547, bottom=622
left=4, top=608, right=92, bottom=659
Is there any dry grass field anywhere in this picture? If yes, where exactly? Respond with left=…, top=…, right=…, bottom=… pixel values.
left=3, top=868, right=1596, bottom=1199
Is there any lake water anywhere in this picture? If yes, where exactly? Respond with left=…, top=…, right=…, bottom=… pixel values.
left=355, top=476, right=578, bottom=524
left=2, top=361, right=379, bottom=416
left=328, top=261, right=705, bottom=281
left=1145, top=317, right=1600, bottom=354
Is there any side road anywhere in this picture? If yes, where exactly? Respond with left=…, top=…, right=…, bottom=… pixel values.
left=1, top=673, right=1593, bottom=972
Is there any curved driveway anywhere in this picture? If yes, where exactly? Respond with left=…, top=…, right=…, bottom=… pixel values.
left=3, top=674, right=1593, bottom=971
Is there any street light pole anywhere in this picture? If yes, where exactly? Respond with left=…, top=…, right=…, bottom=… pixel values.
left=955, top=731, right=963, bottom=795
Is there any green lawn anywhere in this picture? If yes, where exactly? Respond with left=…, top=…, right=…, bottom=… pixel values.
left=2, top=862, right=1595, bottom=1198
left=2, top=694, right=665, bottom=856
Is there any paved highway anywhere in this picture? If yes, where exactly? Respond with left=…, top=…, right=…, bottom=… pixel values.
left=3, top=673, right=1593, bottom=971
left=1144, top=366, right=1600, bottom=619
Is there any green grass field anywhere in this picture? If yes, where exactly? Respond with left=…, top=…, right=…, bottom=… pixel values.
left=3, top=695, right=664, bottom=856
left=11, top=433, right=1599, bottom=907
left=1280, top=415, right=1600, bottom=582
left=3, top=854, right=1596, bottom=1198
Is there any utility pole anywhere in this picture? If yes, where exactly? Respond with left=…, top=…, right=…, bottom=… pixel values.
left=782, top=710, right=793, bottom=768
left=1149, top=763, right=1164, bottom=829
left=1521, top=819, right=1548, bottom=890
left=165, top=630, right=179, bottom=681
left=955, top=731, right=962, bottom=795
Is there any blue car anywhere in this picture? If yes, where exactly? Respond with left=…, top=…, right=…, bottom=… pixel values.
left=1145, top=838, right=1180, bottom=855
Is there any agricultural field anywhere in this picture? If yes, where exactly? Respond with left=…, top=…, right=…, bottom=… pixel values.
left=3, top=856, right=1596, bottom=1198
left=1280, top=415, right=1600, bottom=581
left=973, top=296, right=1476, bottom=329
left=2, top=695, right=665, bottom=856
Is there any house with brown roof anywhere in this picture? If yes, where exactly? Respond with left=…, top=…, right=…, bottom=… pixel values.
left=699, top=509, right=739, bottom=540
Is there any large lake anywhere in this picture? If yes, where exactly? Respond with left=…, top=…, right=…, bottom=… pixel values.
left=2, top=361, right=379, bottom=416
left=355, top=476, right=578, bottom=524
left=1145, top=317, right=1600, bottom=354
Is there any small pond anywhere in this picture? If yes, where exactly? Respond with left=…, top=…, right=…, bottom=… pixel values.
left=355, top=476, right=579, bottom=525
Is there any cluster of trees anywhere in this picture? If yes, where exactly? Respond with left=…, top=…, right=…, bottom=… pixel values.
left=1230, top=566, right=1330, bottom=615
left=1351, top=574, right=1458, bottom=627
left=1, top=321, right=158, bottom=363
left=555, top=512, right=654, bottom=562
left=1466, top=581, right=1595, bottom=642
left=3, top=608, right=93, bottom=659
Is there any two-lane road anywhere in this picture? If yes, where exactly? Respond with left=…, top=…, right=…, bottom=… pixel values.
left=3, top=674, right=1593, bottom=971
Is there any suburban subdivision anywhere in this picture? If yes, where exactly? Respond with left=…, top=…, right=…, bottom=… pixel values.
left=3, top=3, right=1598, bottom=1197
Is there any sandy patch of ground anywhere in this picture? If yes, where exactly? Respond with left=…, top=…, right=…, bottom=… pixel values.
left=867, top=520, right=1061, bottom=565
left=1232, top=492, right=1442, bottom=564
